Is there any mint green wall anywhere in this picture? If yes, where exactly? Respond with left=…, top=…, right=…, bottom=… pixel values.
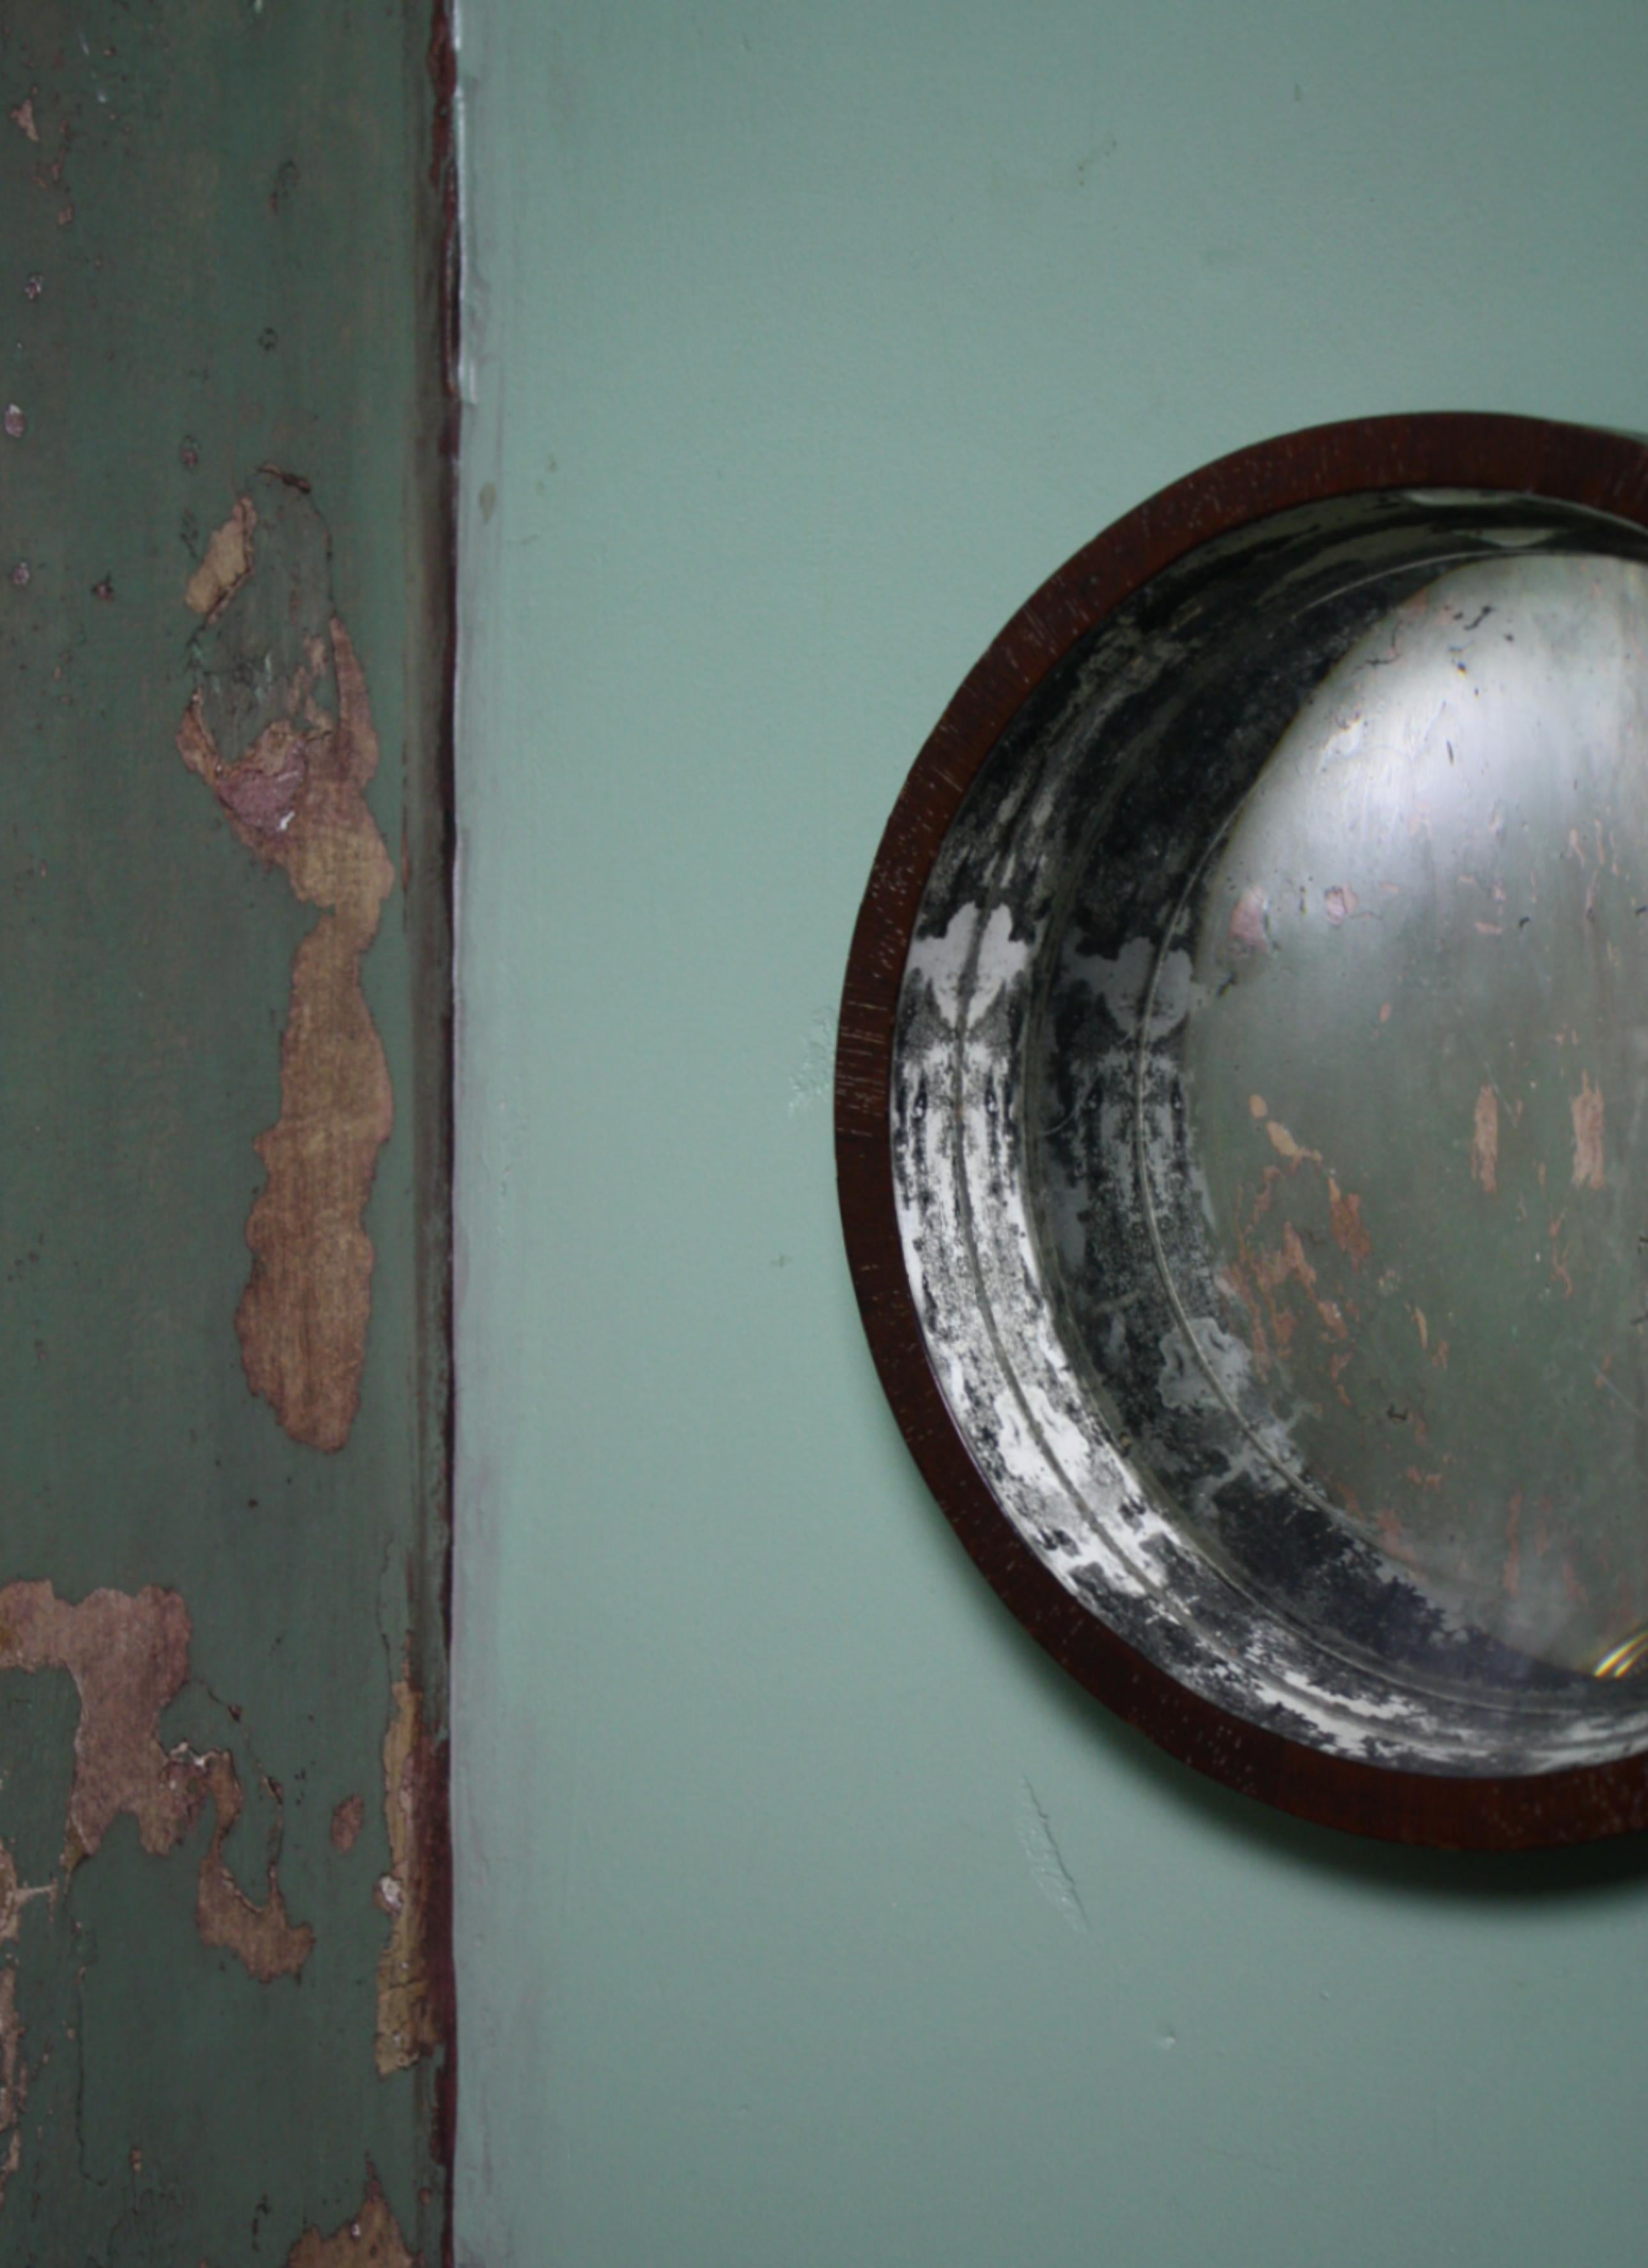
left=454, top=6, right=1648, bottom=2262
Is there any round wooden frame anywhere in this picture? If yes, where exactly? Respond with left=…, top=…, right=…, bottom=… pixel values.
left=836, top=412, right=1648, bottom=1850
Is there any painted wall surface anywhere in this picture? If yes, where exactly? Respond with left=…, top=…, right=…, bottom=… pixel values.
left=455, top=6, right=1648, bottom=2264
left=1, top=5, right=452, bottom=2260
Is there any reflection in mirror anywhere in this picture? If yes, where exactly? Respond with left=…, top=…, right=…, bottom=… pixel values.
left=1183, top=552, right=1648, bottom=1682
left=896, top=485, right=1648, bottom=1781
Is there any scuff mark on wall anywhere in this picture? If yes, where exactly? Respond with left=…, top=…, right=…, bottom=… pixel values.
left=375, top=1678, right=447, bottom=2076
left=178, top=473, right=396, bottom=1454
left=282, top=2168, right=417, bottom=2267
left=1016, top=1778, right=1089, bottom=1935
left=196, top=1751, right=315, bottom=1983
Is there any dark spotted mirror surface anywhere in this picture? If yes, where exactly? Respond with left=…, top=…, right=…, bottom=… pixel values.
left=892, top=485, right=1648, bottom=1778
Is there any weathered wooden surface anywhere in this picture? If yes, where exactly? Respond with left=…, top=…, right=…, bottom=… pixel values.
left=0, top=2, right=453, bottom=2257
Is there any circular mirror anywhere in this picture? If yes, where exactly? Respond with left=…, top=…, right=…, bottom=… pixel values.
left=839, top=416, right=1648, bottom=1845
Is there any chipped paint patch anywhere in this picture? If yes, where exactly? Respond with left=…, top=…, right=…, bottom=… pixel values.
left=0, top=1847, right=47, bottom=1953
left=1252, top=1219, right=1348, bottom=1342
left=178, top=473, right=396, bottom=1453
left=1549, top=1213, right=1575, bottom=1301
left=330, top=1794, right=364, bottom=1852
left=1226, top=884, right=1269, bottom=955
left=282, top=2170, right=416, bottom=2267
left=184, top=495, right=257, bottom=619
left=375, top=1680, right=445, bottom=2076
left=1264, top=1119, right=1319, bottom=1166
left=1571, top=1072, right=1606, bottom=1191
left=1327, top=1177, right=1371, bottom=1267
left=0, top=1970, right=23, bottom=2207
left=0, top=1848, right=47, bottom=2212
left=1470, top=1084, right=1498, bottom=1194
left=0, top=1584, right=312, bottom=1996
left=0, top=1582, right=199, bottom=1865
left=196, top=1752, right=314, bottom=1982
left=0, top=1850, right=25, bottom=1948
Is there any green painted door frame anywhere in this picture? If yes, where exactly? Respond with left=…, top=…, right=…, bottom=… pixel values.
left=1, top=4, right=455, bottom=2259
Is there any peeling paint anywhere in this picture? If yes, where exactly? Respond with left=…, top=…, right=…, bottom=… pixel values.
left=178, top=475, right=396, bottom=1453
left=282, top=2171, right=417, bottom=2268
left=196, top=1751, right=315, bottom=1982
left=1252, top=1219, right=1348, bottom=1342
left=184, top=494, right=256, bottom=619
left=1226, top=884, right=1269, bottom=955
left=0, top=8, right=455, bottom=2245
left=1549, top=1213, right=1575, bottom=1301
left=375, top=1680, right=445, bottom=2076
left=0, top=1847, right=46, bottom=1948
left=0, top=1969, right=23, bottom=2208
left=0, top=1584, right=311, bottom=1992
left=1264, top=1119, right=1319, bottom=1166
left=330, top=1794, right=364, bottom=1852
left=0, top=1582, right=199, bottom=1866
left=1326, top=1176, right=1371, bottom=1266
left=1469, top=1084, right=1498, bottom=1194
left=0, top=1850, right=26, bottom=1949
left=1571, top=1072, right=1606, bottom=1190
